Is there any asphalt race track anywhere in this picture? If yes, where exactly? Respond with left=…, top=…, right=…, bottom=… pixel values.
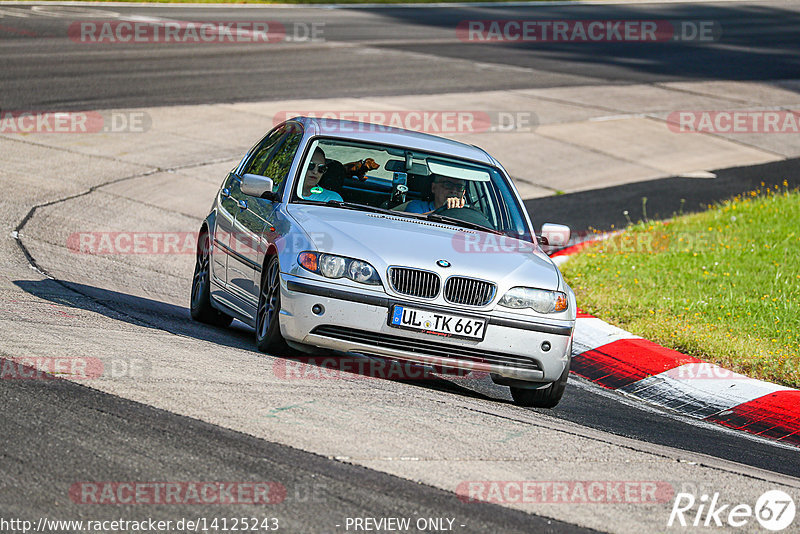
left=1, top=2, right=800, bottom=533
left=1, top=2, right=800, bottom=110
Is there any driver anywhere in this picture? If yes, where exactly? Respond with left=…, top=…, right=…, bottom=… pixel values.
left=403, top=175, right=466, bottom=214
left=301, top=147, right=343, bottom=203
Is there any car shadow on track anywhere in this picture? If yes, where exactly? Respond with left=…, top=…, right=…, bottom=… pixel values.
left=13, top=278, right=505, bottom=404
left=14, top=278, right=257, bottom=352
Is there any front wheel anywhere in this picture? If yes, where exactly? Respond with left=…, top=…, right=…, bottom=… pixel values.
left=190, top=229, right=233, bottom=327
left=256, top=255, right=288, bottom=354
left=510, top=358, right=570, bottom=408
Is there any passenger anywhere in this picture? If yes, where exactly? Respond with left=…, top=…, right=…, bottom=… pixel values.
left=403, top=175, right=466, bottom=214
left=302, top=147, right=343, bottom=202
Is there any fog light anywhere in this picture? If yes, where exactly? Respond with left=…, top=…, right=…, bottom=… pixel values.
left=541, top=341, right=551, bottom=352
left=312, top=304, right=325, bottom=316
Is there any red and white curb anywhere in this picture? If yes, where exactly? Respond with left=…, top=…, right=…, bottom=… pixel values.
left=550, top=242, right=800, bottom=447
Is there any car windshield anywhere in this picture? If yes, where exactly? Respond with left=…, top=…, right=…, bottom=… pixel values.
left=293, top=138, right=532, bottom=239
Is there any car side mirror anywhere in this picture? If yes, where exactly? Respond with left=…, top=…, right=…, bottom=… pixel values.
left=241, top=173, right=279, bottom=201
left=539, top=223, right=570, bottom=247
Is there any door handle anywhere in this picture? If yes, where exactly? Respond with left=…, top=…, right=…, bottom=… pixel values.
left=237, top=199, right=248, bottom=210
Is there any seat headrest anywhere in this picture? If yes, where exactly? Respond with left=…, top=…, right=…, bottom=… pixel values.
left=319, top=160, right=345, bottom=192
left=407, top=173, right=434, bottom=200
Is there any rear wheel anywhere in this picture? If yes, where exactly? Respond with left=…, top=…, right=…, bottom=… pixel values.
left=510, top=358, right=570, bottom=408
left=256, top=256, right=288, bottom=354
left=190, top=229, right=233, bottom=327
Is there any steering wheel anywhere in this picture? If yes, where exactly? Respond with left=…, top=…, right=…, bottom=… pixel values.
left=431, top=206, right=496, bottom=230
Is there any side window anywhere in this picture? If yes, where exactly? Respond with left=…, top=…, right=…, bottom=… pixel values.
left=243, top=126, right=286, bottom=177
left=261, top=125, right=303, bottom=193
left=242, top=123, right=303, bottom=193
left=495, top=179, right=527, bottom=238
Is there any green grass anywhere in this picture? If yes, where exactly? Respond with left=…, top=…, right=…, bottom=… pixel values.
left=561, top=183, right=800, bottom=388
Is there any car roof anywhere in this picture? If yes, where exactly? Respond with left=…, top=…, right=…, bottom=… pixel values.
left=292, top=116, right=496, bottom=166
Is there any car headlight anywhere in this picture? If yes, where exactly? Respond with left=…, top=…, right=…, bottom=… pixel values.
left=298, top=252, right=381, bottom=285
left=498, top=287, right=568, bottom=313
left=348, top=259, right=377, bottom=284
left=318, top=254, right=346, bottom=278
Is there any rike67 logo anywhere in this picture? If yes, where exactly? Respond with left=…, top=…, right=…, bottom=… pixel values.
left=668, top=490, right=796, bottom=531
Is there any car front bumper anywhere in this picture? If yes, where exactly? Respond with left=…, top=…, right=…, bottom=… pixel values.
left=278, top=274, right=574, bottom=383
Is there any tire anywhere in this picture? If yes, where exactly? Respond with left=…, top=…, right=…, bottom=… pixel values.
left=190, top=229, right=233, bottom=327
left=510, top=358, right=570, bottom=408
left=256, top=255, right=288, bottom=354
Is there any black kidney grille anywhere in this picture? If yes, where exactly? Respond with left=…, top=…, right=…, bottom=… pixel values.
left=389, top=267, right=440, bottom=299
left=444, top=276, right=495, bottom=306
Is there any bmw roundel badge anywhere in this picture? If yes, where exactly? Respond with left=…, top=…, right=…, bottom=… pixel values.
left=436, top=259, right=451, bottom=268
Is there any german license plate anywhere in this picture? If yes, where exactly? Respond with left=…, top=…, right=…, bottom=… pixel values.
left=389, top=305, right=486, bottom=340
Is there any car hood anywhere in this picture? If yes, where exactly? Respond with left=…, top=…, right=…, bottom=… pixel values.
left=286, top=204, right=560, bottom=291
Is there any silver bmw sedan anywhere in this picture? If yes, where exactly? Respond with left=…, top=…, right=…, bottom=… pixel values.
left=191, top=116, right=575, bottom=407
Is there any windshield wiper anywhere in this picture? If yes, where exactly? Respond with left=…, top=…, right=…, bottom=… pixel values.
left=296, top=198, right=424, bottom=218
left=315, top=200, right=450, bottom=223
left=425, top=213, right=503, bottom=235
left=293, top=199, right=385, bottom=213
left=320, top=200, right=406, bottom=216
